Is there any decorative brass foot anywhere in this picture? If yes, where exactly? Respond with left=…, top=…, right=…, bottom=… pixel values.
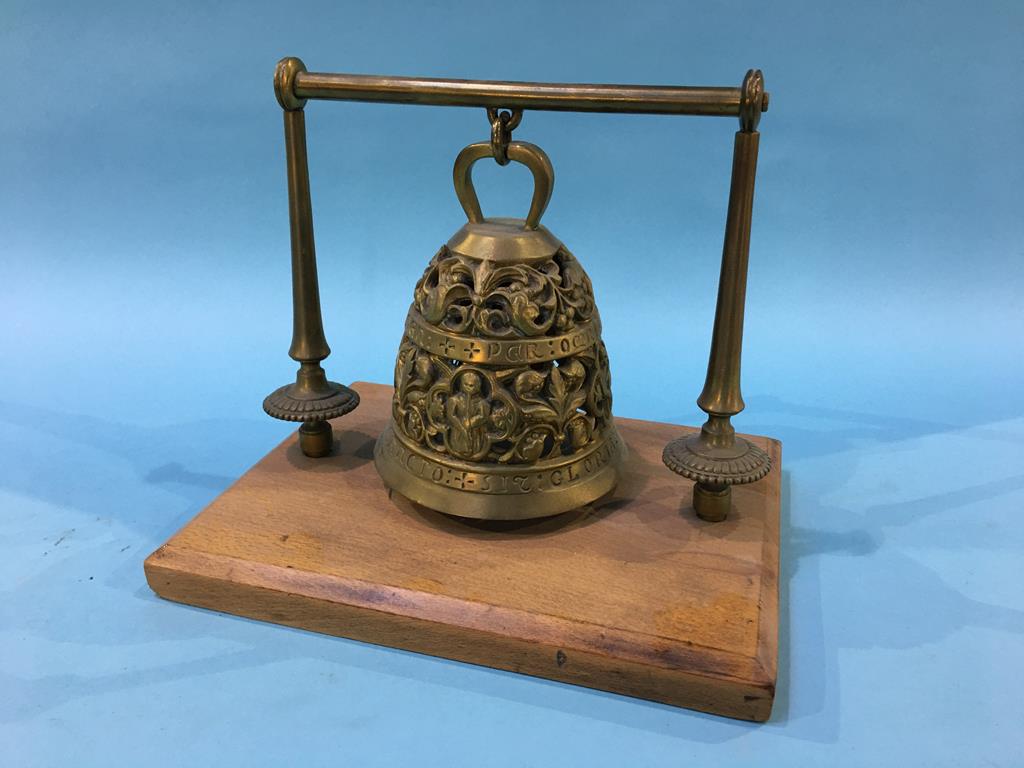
left=263, top=362, right=359, bottom=423
left=663, top=70, right=772, bottom=521
left=263, top=363, right=359, bottom=458
left=663, top=416, right=770, bottom=522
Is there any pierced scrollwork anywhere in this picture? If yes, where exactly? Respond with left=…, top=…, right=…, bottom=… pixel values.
left=392, top=336, right=613, bottom=465
left=413, top=245, right=596, bottom=339
left=376, top=135, right=627, bottom=520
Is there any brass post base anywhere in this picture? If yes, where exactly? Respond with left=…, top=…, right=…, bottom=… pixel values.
left=263, top=365, right=360, bottom=459
left=298, top=420, right=333, bottom=458
left=662, top=427, right=771, bottom=522
left=262, top=373, right=359, bottom=424
left=693, top=482, right=731, bottom=522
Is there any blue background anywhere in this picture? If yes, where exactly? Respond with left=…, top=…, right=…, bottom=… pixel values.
left=2, top=0, right=1023, bottom=765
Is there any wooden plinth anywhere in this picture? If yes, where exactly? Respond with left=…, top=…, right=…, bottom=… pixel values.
left=145, top=382, right=781, bottom=721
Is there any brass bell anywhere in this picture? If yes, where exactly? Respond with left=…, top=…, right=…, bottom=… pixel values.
left=374, top=138, right=626, bottom=520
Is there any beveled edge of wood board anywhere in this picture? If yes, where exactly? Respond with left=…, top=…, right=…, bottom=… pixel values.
left=144, top=382, right=781, bottom=722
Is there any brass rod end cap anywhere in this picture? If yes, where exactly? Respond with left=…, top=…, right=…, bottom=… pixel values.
left=275, top=57, right=307, bottom=111
left=738, top=69, right=766, bottom=132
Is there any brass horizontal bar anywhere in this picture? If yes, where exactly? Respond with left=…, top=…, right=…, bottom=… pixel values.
left=292, top=71, right=763, bottom=117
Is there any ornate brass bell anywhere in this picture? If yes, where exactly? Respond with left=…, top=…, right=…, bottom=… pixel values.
left=374, top=137, right=626, bottom=520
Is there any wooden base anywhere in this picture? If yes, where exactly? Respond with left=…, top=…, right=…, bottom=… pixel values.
left=145, top=382, right=781, bottom=721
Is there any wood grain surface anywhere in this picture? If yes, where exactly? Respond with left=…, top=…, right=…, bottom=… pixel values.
left=145, top=382, right=781, bottom=721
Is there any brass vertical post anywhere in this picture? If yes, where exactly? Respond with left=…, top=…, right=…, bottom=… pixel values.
left=263, top=57, right=359, bottom=456
left=662, top=70, right=772, bottom=521
left=283, top=107, right=329, bottom=365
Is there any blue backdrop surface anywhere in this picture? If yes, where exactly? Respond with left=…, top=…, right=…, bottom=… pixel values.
left=2, top=1, right=1023, bottom=765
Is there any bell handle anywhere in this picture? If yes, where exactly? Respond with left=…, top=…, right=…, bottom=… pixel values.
left=452, top=141, right=554, bottom=231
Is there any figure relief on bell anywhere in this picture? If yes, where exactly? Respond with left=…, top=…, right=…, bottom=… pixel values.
left=444, top=371, right=492, bottom=459
left=392, top=337, right=613, bottom=466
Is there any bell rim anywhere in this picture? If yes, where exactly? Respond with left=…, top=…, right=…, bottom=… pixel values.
left=374, top=422, right=627, bottom=521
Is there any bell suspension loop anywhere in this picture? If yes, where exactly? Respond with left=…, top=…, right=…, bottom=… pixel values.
left=487, top=107, right=523, bottom=166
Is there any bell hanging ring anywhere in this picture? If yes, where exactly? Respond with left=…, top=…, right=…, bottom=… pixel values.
left=374, top=137, right=626, bottom=520
left=487, top=107, right=522, bottom=165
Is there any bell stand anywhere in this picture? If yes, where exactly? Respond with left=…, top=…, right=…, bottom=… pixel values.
left=144, top=59, right=782, bottom=722
left=263, top=57, right=772, bottom=521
